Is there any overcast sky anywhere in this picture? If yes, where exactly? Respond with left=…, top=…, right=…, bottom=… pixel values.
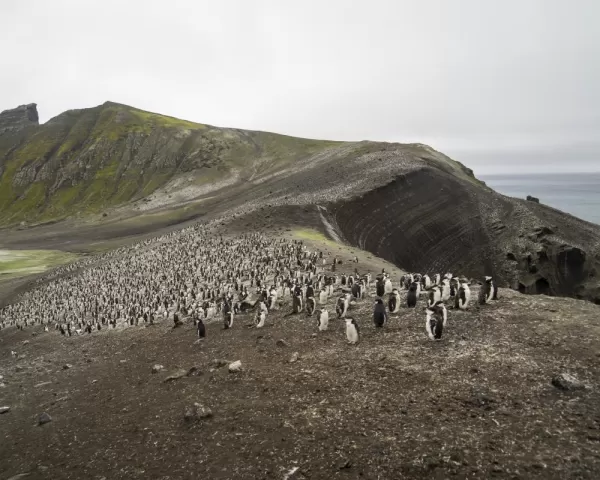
left=1, top=0, right=598, bottom=174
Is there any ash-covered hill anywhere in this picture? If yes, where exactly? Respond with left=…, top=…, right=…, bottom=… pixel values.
left=1, top=102, right=599, bottom=302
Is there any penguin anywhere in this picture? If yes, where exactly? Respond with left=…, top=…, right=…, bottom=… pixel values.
left=455, top=280, right=471, bottom=310
left=407, top=282, right=419, bottom=308
left=197, top=318, right=206, bottom=338
left=425, top=305, right=445, bottom=340
left=384, top=277, right=393, bottom=295
left=316, top=309, right=329, bottom=331
left=306, top=284, right=315, bottom=299
left=376, top=278, right=385, bottom=297
left=478, top=276, right=494, bottom=305
left=351, top=281, right=362, bottom=300
left=345, top=317, right=360, bottom=344
left=336, top=293, right=351, bottom=318
left=491, top=278, right=499, bottom=300
left=388, top=288, right=401, bottom=313
left=428, top=286, right=442, bottom=307
left=449, top=277, right=459, bottom=297
left=255, top=311, right=266, bottom=328
left=306, top=296, right=316, bottom=316
left=422, top=274, right=432, bottom=290
left=433, top=300, right=448, bottom=326
left=441, top=278, right=451, bottom=301
left=341, top=274, right=347, bottom=286
left=373, top=298, right=388, bottom=328
left=433, top=273, right=441, bottom=286
left=292, top=293, right=303, bottom=313
left=223, top=311, right=234, bottom=329
left=319, top=288, right=328, bottom=305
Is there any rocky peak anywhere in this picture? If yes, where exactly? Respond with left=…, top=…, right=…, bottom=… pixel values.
left=0, top=103, right=39, bottom=135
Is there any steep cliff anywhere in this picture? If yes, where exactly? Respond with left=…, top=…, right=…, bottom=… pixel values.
left=0, top=101, right=598, bottom=302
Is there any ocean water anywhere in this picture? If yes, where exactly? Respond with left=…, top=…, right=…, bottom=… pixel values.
left=480, top=172, right=600, bottom=226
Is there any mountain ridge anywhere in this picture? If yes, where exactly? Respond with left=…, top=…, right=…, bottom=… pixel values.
left=0, top=101, right=599, bottom=303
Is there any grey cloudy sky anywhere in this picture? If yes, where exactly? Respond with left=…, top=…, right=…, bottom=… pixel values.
left=1, top=0, right=598, bottom=174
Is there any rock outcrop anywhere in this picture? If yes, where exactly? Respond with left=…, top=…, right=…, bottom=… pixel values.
left=0, top=104, right=39, bottom=135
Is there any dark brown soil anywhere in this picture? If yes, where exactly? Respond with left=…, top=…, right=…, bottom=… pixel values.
left=1, top=244, right=599, bottom=480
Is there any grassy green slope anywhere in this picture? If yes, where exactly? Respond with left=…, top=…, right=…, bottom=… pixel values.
left=0, top=102, right=339, bottom=227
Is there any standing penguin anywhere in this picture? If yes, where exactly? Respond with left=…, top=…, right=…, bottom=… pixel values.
left=336, top=293, right=351, bottom=318
left=376, top=278, right=385, bottom=297
left=491, top=279, right=499, bottom=300
left=455, top=279, right=471, bottom=310
left=292, top=293, right=303, bottom=313
left=223, top=311, right=234, bottom=329
left=255, top=310, right=266, bottom=328
left=197, top=318, right=206, bottom=339
left=351, top=281, right=362, bottom=300
left=425, top=305, right=445, bottom=340
left=441, top=278, right=451, bottom=301
left=433, top=273, right=441, bottom=286
left=478, top=276, right=494, bottom=305
left=319, top=288, right=328, bottom=305
left=373, top=298, right=388, bottom=328
left=316, top=309, right=329, bottom=331
left=422, top=274, right=432, bottom=290
left=428, top=286, right=442, bottom=307
left=384, top=276, right=393, bottom=294
left=407, top=282, right=419, bottom=308
left=433, top=300, right=448, bottom=326
left=306, top=296, right=316, bottom=316
left=345, top=317, right=360, bottom=344
left=388, top=288, right=401, bottom=313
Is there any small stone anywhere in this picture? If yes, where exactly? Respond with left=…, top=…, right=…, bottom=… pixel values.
left=338, top=460, right=352, bottom=469
left=184, top=402, right=213, bottom=422
left=0, top=406, right=10, bottom=414
left=151, top=364, right=165, bottom=374
left=62, top=364, right=72, bottom=370
left=86, top=358, right=93, bottom=363
left=37, top=466, right=48, bottom=472
left=22, top=340, right=29, bottom=345
left=289, top=352, right=299, bottom=363
left=38, top=412, right=52, bottom=425
left=228, top=360, right=242, bottom=373
left=276, top=339, right=289, bottom=347
left=119, top=360, right=127, bottom=364
left=186, top=366, right=202, bottom=376
left=164, top=369, right=188, bottom=382
left=552, top=373, right=586, bottom=391
left=34, top=381, right=52, bottom=388
left=210, top=359, right=230, bottom=368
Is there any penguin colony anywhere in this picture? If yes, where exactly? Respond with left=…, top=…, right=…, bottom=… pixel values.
left=0, top=218, right=499, bottom=345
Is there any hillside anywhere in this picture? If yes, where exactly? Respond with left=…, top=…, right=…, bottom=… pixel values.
left=1, top=102, right=599, bottom=302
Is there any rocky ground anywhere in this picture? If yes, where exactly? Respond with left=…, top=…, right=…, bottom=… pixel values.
left=1, top=236, right=599, bottom=480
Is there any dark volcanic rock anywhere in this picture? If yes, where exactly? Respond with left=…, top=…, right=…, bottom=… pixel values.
left=552, top=373, right=587, bottom=391
left=0, top=103, right=39, bottom=135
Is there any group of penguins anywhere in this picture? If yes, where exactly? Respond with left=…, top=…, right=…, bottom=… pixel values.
left=196, top=268, right=499, bottom=345
left=0, top=212, right=500, bottom=347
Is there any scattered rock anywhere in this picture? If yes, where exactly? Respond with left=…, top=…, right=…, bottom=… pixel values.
left=0, top=406, right=10, bottom=414
left=164, top=369, right=188, bottom=382
left=151, top=364, right=165, bottom=374
left=184, top=402, right=213, bottom=422
left=119, top=359, right=127, bottom=364
left=22, top=340, right=29, bottom=345
left=37, top=466, right=48, bottom=472
left=289, top=352, right=299, bottom=363
left=38, top=412, right=52, bottom=425
left=276, top=339, right=289, bottom=347
left=338, top=459, right=352, bottom=469
left=228, top=360, right=242, bottom=373
left=62, top=364, right=72, bottom=370
left=34, top=381, right=52, bottom=388
left=6, top=474, right=31, bottom=480
left=210, top=359, right=230, bottom=368
left=186, top=366, right=202, bottom=377
left=551, top=373, right=586, bottom=391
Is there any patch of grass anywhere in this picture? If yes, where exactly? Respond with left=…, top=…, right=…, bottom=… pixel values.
left=0, top=249, right=79, bottom=279
left=130, top=109, right=205, bottom=130
left=292, top=228, right=341, bottom=248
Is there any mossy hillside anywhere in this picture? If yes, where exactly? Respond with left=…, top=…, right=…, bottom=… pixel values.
left=0, top=248, right=79, bottom=279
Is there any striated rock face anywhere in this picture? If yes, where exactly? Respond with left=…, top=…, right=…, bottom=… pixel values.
left=0, top=103, right=39, bottom=135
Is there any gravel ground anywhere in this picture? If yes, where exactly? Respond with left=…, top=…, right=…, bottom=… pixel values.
left=1, top=238, right=599, bottom=480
